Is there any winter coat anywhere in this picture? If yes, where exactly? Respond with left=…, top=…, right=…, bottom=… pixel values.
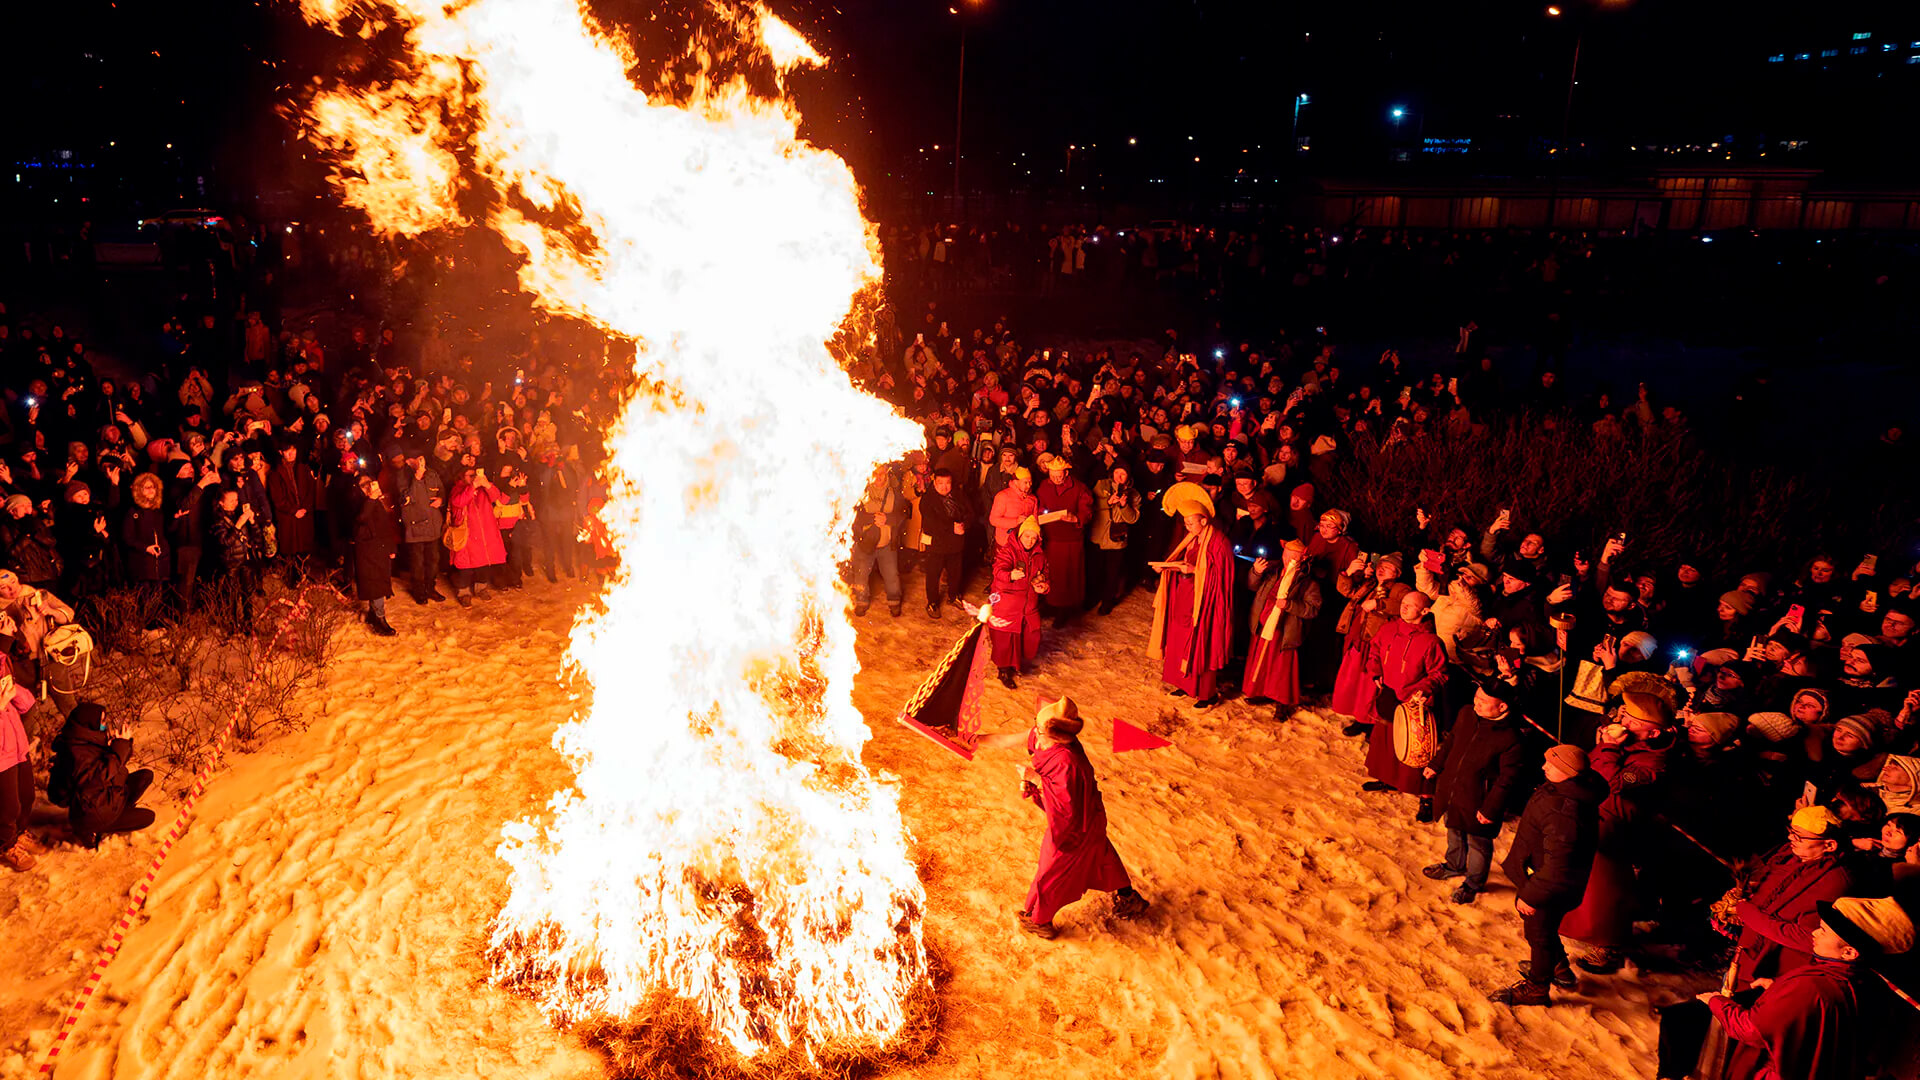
left=529, top=461, right=578, bottom=529
left=2, top=515, right=63, bottom=584
left=119, top=502, right=170, bottom=582
left=47, top=710, right=133, bottom=827
left=1364, top=618, right=1448, bottom=699
left=1088, top=480, right=1139, bottom=551
left=1732, top=844, right=1856, bottom=988
left=1589, top=729, right=1674, bottom=856
left=210, top=507, right=264, bottom=570
left=852, top=475, right=907, bottom=553
left=352, top=492, right=398, bottom=601
left=395, top=469, right=445, bottom=545
left=0, top=680, right=33, bottom=772
left=448, top=481, right=507, bottom=570
left=918, top=488, right=972, bottom=555
left=1502, top=769, right=1606, bottom=907
left=266, top=462, right=320, bottom=556
left=1431, top=703, right=1527, bottom=838
left=1708, top=957, right=1866, bottom=1080
left=164, top=477, right=209, bottom=551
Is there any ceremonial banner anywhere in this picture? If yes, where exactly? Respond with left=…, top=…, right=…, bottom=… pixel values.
left=896, top=619, right=990, bottom=761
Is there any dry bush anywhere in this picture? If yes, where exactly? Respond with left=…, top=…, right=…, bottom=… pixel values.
left=75, top=574, right=354, bottom=785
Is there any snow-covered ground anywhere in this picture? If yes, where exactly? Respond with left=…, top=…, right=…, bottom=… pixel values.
left=5, top=570, right=1709, bottom=1079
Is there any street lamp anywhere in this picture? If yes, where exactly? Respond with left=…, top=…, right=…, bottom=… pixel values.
left=1390, top=105, right=1407, bottom=121
left=1293, top=93, right=1308, bottom=149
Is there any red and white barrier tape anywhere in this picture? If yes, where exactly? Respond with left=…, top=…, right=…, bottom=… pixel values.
left=36, top=585, right=338, bottom=1076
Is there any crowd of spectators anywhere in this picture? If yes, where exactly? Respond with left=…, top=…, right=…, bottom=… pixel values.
left=2, top=216, right=1916, bottom=1077
left=843, top=284, right=1918, bottom=1075
left=0, top=281, right=627, bottom=872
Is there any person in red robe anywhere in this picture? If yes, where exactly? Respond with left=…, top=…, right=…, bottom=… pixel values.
left=1682, top=897, right=1909, bottom=1080
left=1034, top=453, right=1094, bottom=625
left=988, top=516, right=1048, bottom=688
left=980, top=696, right=1148, bottom=939
left=1361, top=590, right=1447, bottom=820
left=1331, top=553, right=1414, bottom=732
left=1241, top=539, right=1323, bottom=715
left=1150, top=496, right=1235, bottom=708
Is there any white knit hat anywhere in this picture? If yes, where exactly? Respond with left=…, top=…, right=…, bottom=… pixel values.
left=1745, top=711, right=1802, bottom=743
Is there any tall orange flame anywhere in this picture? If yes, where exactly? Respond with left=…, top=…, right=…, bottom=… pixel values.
left=295, top=0, right=928, bottom=1059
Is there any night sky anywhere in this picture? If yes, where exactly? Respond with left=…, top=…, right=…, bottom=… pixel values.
left=3, top=0, right=1914, bottom=219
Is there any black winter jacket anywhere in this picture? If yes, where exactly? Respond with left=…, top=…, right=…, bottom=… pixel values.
left=48, top=716, right=133, bottom=827
left=1432, top=704, right=1528, bottom=838
left=1502, top=770, right=1606, bottom=907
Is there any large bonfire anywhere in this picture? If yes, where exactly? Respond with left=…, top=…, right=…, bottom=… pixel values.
left=294, top=0, right=930, bottom=1067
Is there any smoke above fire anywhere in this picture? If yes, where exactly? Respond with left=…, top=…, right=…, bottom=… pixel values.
left=294, top=0, right=929, bottom=1061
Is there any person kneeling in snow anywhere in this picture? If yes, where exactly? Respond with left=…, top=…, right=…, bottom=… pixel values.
left=48, top=701, right=156, bottom=848
left=979, top=696, right=1147, bottom=939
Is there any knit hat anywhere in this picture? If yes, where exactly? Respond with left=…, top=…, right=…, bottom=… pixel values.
left=68, top=701, right=108, bottom=731
left=1687, top=711, right=1742, bottom=747
left=1834, top=713, right=1883, bottom=752
left=1745, top=711, right=1803, bottom=743
left=1544, top=744, right=1588, bottom=775
left=1310, top=434, right=1339, bottom=456
left=1017, top=515, right=1042, bottom=540
left=1501, top=561, right=1539, bottom=587
left=1816, top=896, right=1916, bottom=958
left=1459, top=562, right=1493, bottom=586
left=1619, top=630, right=1658, bottom=660
left=1718, top=590, right=1755, bottom=618
left=1879, top=755, right=1919, bottom=813
left=1790, top=687, right=1830, bottom=723
left=63, top=481, right=89, bottom=501
left=1790, top=804, right=1844, bottom=836
left=3, top=494, right=29, bottom=516
left=1377, top=552, right=1405, bottom=575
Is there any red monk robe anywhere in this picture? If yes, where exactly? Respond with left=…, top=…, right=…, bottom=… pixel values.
left=1035, top=468, right=1094, bottom=611
left=1151, top=514, right=1235, bottom=702
left=988, top=521, right=1048, bottom=682
left=1362, top=599, right=1448, bottom=795
left=1022, top=731, right=1134, bottom=926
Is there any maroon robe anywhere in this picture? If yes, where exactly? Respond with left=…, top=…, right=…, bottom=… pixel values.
left=1035, top=476, right=1094, bottom=609
left=1023, top=731, right=1132, bottom=924
left=1709, top=957, right=1865, bottom=1080
left=1331, top=579, right=1415, bottom=719
left=1362, top=617, right=1447, bottom=794
left=1156, top=524, right=1235, bottom=697
left=989, top=536, right=1048, bottom=670
left=1241, top=568, right=1321, bottom=706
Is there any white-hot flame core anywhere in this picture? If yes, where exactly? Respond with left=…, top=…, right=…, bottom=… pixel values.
left=296, top=0, right=927, bottom=1058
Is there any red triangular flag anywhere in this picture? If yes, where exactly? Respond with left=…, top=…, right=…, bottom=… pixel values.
left=1112, top=717, right=1172, bottom=753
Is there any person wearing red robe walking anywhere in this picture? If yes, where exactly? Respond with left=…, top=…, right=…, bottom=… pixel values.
left=980, top=696, right=1148, bottom=939
left=1241, top=539, right=1322, bottom=717
left=988, top=516, right=1048, bottom=688
left=1034, top=453, right=1094, bottom=626
left=1150, top=492, right=1235, bottom=708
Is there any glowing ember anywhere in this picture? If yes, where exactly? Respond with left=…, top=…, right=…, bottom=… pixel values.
left=295, top=0, right=929, bottom=1060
